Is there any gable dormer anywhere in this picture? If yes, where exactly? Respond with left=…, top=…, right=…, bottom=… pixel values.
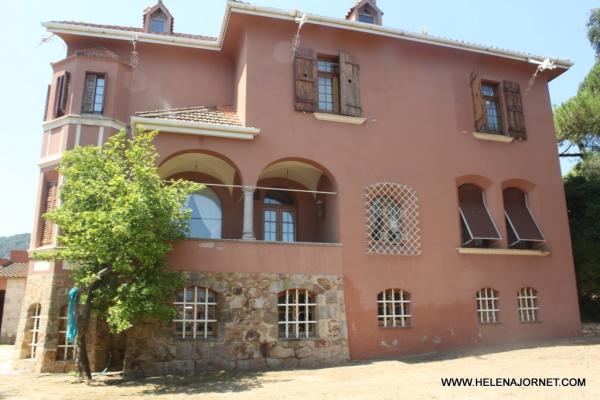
left=143, top=0, right=174, bottom=34
left=345, top=0, right=383, bottom=25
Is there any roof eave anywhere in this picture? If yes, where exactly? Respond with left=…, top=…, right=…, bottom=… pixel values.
left=131, top=116, right=260, bottom=140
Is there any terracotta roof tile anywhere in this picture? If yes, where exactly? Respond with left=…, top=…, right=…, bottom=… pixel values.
left=0, top=263, right=28, bottom=278
left=51, top=21, right=217, bottom=41
left=136, top=106, right=242, bottom=127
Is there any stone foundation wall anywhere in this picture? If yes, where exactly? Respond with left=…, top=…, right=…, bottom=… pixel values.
left=583, top=323, right=600, bottom=337
left=0, top=278, right=26, bottom=344
left=124, top=272, right=349, bottom=376
left=12, top=269, right=110, bottom=373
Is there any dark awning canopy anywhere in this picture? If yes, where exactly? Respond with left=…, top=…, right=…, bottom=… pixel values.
left=503, top=188, right=544, bottom=245
left=458, top=184, right=501, bottom=243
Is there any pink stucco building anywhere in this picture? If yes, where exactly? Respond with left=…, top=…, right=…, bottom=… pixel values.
left=15, top=0, right=581, bottom=374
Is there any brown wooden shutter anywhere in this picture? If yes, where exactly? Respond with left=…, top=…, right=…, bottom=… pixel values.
left=503, top=188, right=543, bottom=245
left=458, top=184, right=501, bottom=242
left=41, top=182, right=58, bottom=245
left=293, top=48, right=317, bottom=112
left=43, top=84, right=50, bottom=121
left=470, top=71, right=486, bottom=131
left=54, top=72, right=70, bottom=118
left=503, top=81, right=527, bottom=139
left=82, top=74, right=97, bottom=113
left=340, top=52, right=361, bottom=117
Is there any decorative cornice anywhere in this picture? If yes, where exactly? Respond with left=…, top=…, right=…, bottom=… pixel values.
left=38, top=153, right=63, bottom=168
left=131, top=116, right=260, bottom=140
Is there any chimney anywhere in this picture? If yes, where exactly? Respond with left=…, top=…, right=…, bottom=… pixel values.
left=10, top=250, right=29, bottom=264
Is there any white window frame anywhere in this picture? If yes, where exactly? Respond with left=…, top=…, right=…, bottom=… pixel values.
left=377, top=289, right=411, bottom=328
left=28, top=303, right=42, bottom=359
left=476, top=288, right=499, bottom=324
left=517, top=287, right=539, bottom=323
left=173, top=287, right=217, bottom=339
left=57, top=306, right=77, bottom=361
left=278, top=289, right=317, bottom=339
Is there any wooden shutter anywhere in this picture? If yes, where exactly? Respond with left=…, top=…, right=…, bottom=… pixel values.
left=41, top=182, right=58, bottom=245
left=293, top=48, right=317, bottom=112
left=82, top=74, right=98, bottom=113
left=503, top=81, right=527, bottom=139
left=54, top=72, right=70, bottom=118
left=340, top=52, right=361, bottom=117
left=43, top=84, right=50, bottom=121
left=470, top=71, right=486, bottom=131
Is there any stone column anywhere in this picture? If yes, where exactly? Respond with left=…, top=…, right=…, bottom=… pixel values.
left=241, top=186, right=256, bottom=240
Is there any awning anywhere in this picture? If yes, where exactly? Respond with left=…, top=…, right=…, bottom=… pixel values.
left=503, top=188, right=544, bottom=245
left=458, top=184, right=501, bottom=243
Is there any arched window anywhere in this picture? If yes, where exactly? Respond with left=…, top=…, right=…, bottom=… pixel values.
left=173, top=287, right=217, bottom=339
left=185, top=187, right=222, bottom=239
left=278, top=289, right=317, bottom=339
left=26, top=303, right=41, bottom=359
left=476, top=288, right=499, bottom=324
left=517, top=287, right=539, bottom=322
left=365, top=182, right=421, bottom=255
left=263, top=190, right=296, bottom=242
left=503, top=188, right=544, bottom=248
left=458, top=184, right=500, bottom=248
left=377, top=289, right=411, bottom=328
left=57, top=305, right=76, bottom=361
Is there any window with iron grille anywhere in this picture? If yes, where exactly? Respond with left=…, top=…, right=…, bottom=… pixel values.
left=365, top=182, right=421, bottom=255
left=476, top=288, right=499, bottom=324
left=278, top=289, right=317, bottom=339
left=377, top=289, right=411, bottom=328
left=317, top=57, right=340, bottom=113
left=481, top=82, right=503, bottom=134
left=173, top=287, right=217, bottom=339
left=517, top=287, right=539, bottom=323
left=57, top=305, right=76, bottom=361
left=27, top=303, right=42, bottom=359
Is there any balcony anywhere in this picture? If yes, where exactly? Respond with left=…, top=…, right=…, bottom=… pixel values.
left=168, top=239, right=342, bottom=276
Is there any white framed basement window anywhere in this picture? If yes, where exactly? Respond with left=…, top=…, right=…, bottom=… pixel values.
left=517, top=287, right=539, bottom=323
left=278, top=289, right=317, bottom=339
left=476, top=287, right=499, bottom=324
left=377, top=288, right=411, bottom=328
left=57, top=305, right=76, bottom=361
left=28, top=303, right=42, bottom=359
left=173, top=287, right=217, bottom=339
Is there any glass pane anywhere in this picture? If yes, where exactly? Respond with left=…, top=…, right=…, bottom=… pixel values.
left=185, top=189, right=222, bottom=239
left=150, top=18, right=166, bottom=33
left=359, top=14, right=375, bottom=23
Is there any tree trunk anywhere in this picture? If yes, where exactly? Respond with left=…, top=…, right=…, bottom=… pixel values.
left=74, top=289, right=95, bottom=381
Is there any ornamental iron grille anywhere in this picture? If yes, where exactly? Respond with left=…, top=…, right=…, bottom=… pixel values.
left=278, top=289, right=317, bottom=339
left=365, top=182, right=421, bottom=255
left=377, top=289, right=411, bottom=328
left=476, top=287, right=499, bottom=324
left=517, top=287, right=539, bottom=323
left=173, top=287, right=217, bottom=339
left=57, top=305, right=76, bottom=361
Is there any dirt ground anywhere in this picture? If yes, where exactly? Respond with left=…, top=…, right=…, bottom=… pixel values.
left=1, top=337, right=599, bottom=400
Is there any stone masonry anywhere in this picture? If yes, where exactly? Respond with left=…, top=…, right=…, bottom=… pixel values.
left=123, top=271, right=349, bottom=376
left=0, top=278, right=26, bottom=344
left=12, top=267, right=109, bottom=373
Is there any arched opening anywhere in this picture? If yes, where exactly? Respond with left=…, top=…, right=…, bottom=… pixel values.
left=159, top=151, right=243, bottom=240
left=185, top=187, right=222, bottom=239
left=256, top=159, right=339, bottom=243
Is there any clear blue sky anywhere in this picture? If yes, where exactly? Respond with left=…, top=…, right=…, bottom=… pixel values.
left=0, top=0, right=596, bottom=237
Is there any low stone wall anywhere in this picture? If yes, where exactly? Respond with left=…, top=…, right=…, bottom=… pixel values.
left=583, top=323, right=600, bottom=337
left=0, top=278, right=26, bottom=344
left=123, top=271, right=349, bottom=376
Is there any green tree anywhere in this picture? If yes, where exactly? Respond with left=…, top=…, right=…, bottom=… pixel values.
left=563, top=160, right=600, bottom=321
left=39, top=129, right=201, bottom=380
left=587, top=8, right=600, bottom=56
